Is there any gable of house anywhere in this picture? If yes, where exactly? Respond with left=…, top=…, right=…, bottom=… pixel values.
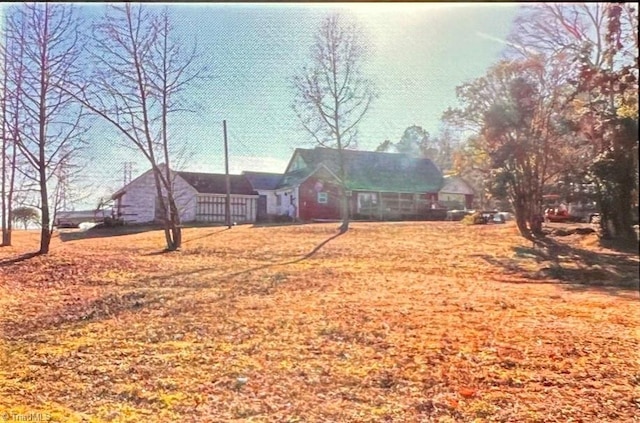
left=440, top=175, right=474, bottom=195
left=286, top=151, right=309, bottom=173
left=111, top=167, right=199, bottom=223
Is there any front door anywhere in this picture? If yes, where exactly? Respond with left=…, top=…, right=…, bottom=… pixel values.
left=257, top=195, right=267, bottom=221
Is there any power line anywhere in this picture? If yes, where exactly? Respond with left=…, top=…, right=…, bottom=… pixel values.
left=123, top=161, right=136, bottom=185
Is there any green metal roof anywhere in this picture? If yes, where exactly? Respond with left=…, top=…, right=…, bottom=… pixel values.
left=279, top=147, right=443, bottom=193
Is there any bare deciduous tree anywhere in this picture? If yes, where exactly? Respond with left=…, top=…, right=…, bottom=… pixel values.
left=1, top=13, right=31, bottom=247
left=5, top=3, right=87, bottom=254
left=1, top=31, right=16, bottom=245
left=507, top=3, right=637, bottom=70
left=293, top=14, right=376, bottom=233
left=64, top=4, right=202, bottom=251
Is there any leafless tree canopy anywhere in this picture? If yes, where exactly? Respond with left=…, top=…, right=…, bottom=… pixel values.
left=61, top=4, right=203, bottom=251
left=3, top=3, right=87, bottom=253
left=293, top=14, right=375, bottom=150
left=292, top=14, right=376, bottom=233
left=506, top=3, right=638, bottom=71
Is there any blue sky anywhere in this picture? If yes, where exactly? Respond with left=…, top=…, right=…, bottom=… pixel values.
left=5, top=3, right=522, bottom=208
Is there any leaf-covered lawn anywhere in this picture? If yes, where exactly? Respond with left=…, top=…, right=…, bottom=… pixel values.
left=1, top=222, right=638, bottom=422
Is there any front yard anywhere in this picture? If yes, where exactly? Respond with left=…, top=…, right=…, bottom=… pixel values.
left=1, top=222, right=638, bottom=422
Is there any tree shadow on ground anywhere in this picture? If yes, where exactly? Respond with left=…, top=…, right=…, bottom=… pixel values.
left=141, top=230, right=346, bottom=286
left=251, top=221, right=308, bottom=228
left=2, top=289, right=167, bottom=341
left=181, top=228, right=229, bottom=244
left=142, top=228, right=230, bottom=255
left=475, top=235, right=639, bottom=297
left=0, top=252, right=40, bottom=267
left=58, top=223, right=231, bottom=243
left=58, top=224, right=165, bottom=242
left=597, top=236, right=640, bottom=255
left=2, top=231, right=346, bottom=340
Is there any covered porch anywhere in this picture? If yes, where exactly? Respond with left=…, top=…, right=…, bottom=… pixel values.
left=351, top=191, right=444, bottom=221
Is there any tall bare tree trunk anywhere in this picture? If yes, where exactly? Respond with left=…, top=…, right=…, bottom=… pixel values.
left=37, top=5, right=51, bottom=255
left=159, top=13, right=182, bottom=250
left=513, top=194, right=533, bottom=240
left=335, top=95, right=349, bottom=233
left=293, top=14, right=375, bottom=233
left=337, top=150, right=350, bottom=233
left=1, top=49, right=8, bottom=246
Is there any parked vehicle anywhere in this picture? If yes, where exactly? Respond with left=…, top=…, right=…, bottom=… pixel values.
left=567, top=202, right=600, bottom=223
left=544, top=207, right=571, bottom=223
left=54, top=219, right=80, bottom=229
left=543, top=194, right=599, bottom=223
left=54, top=209, right=112, bottom=229
left=479, top=210, right=506, bottom=224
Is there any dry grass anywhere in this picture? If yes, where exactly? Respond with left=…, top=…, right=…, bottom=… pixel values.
left=1, top=222, right=639, bottom=422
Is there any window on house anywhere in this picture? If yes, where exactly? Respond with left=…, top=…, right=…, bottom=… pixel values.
left=317, top=192, right=328, bottom=204
left=357, top=193, right=378, bottom=212
left=276, top=194, right=282, bottom=206
left=290, top=154, right=306, bottom=171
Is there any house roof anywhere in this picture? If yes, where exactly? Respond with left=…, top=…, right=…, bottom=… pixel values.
left=279, top=147, right=443, bottom=193
left=242, top=171, right=283, bottom=191
left=440, top=175, right=475, bottom=195
left=278, top=163, right=340, bottom=190
left=176, top=171, right=257, bottom=195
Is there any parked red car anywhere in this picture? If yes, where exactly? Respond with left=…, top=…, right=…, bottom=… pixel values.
left=544, top=207, right=571, bottom=223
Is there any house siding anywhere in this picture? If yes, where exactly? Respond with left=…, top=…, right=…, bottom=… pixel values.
left=439, top=176, right=475, bottom=210
left=116, top=171, right=197, bottom=224
left=298, top=174, right=342, bottom=221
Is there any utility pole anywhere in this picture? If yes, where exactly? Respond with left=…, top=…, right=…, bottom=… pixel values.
left=223, top=120, right=231, bottom=229
left=123, top=161, right=134, bottom=186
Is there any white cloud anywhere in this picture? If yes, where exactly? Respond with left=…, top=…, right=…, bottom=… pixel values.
left=475, top=31, right=512, bottom=46
left=231, top=156, right=289, bottom=174
left=186, top=155, right=290, bottom=175
left=475, top=31, right=538, bottom=55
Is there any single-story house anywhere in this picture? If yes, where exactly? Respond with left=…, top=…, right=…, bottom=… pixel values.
left=274, top=147, right=446, bottom=221
left=438, top=175, right=475, bottom=210
left=111, top=167, right=259, bottom=224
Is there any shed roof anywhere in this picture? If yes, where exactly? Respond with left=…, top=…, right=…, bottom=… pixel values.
left=279, top=147, right=443, bottom=193
left=242, top=171, right=283, bottom=191
left=176, top=171, right=257, bottom=195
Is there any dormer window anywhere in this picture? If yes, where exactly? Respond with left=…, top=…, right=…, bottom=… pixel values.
left=289, top=153, right=307, bottom=172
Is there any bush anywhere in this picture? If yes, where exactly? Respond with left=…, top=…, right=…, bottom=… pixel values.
left=461, top=212, right=485, bottom=225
